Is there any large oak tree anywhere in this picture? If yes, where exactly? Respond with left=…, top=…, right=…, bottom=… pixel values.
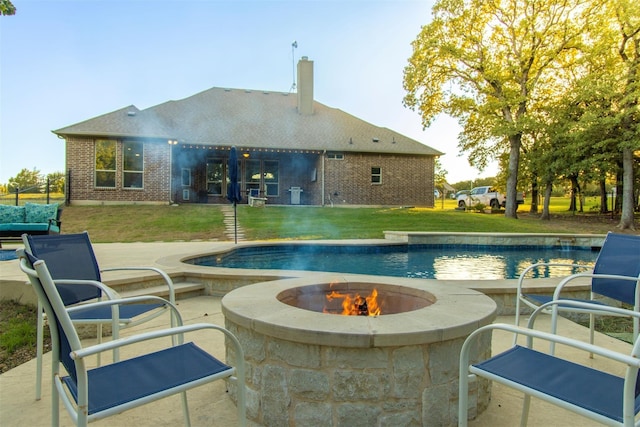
left=603, top=0, right=639, bottom=229
left=404, top=0, right=599, bottom=218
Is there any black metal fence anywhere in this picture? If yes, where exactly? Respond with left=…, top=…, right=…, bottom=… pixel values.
left=0, top=178, right=65, bottom=206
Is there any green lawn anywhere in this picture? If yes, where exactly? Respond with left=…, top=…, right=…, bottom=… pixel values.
left=50, top=197, right=635, bottom=243
left=2, top=193, right=634, bottom=242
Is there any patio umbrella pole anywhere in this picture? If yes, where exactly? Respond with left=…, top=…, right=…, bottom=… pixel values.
left=227, top=146, right=242, bottom=244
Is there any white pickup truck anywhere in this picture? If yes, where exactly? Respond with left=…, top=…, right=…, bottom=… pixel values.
left=456, top=186, right=524, bottom=210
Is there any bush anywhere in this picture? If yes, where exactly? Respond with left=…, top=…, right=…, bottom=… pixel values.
left=472, top=203, right=486, bottom=212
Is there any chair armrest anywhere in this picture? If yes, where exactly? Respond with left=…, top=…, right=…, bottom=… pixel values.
left=72, top=322, right=241, bottom=361
left=47, top=209, right=63, bottom=230
left=100, top=266, right=175, bottom=304
left=65, top=294, right=183, bottom=333
left=53, top=278, right=120, bottom=300
left=517, top=262, right=592, bottom=286
left=516, top=262, right=593, bottom=297
left=528, top=299, right=640, bottom=331
left=553, top=272, right=640, bottom=299
left=48, top=217, right=62, bottom=227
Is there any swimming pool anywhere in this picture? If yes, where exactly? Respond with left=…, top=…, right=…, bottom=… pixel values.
left=0, top=250, right=17, bottom=262
left=188, top=243, right=599, bottom=280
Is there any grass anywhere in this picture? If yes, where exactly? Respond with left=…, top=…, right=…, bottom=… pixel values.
left=54, top=198, right=635, bottom=243
left=0, top=304, right=36, bottom=353
left=2, top=194, right=634, bottom=241
left=0, top=197, right=637, bottom=372
left=62, top=205, right=227, bottom=242
left=578, top=316, right=635, bottom=344
left=0, top=301, right=49, bottom=373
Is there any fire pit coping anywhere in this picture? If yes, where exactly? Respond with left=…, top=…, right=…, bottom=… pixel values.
left=221, top=273, right=497, bottom=348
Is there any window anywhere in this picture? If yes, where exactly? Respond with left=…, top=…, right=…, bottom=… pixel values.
left=371, top=167, right=382, bottom=184
left=206, top=158, right=223, bottom=195
left=263, top=160, right=279, bottom=196
left=95, top=139, right=116, bottom=188
left=123, top=141, right=143, bottom=188
left=181, top=168, right=191, bottom=186
left=327, top=152, right=344, bottom=160
left=245, top=159, right=261, bottom=191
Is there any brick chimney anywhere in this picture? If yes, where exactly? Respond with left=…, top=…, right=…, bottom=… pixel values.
left=297, top=56, right=314, bottom=115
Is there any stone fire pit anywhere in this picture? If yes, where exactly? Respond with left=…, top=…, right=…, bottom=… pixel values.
left=221, top=274, right=497, bottom=426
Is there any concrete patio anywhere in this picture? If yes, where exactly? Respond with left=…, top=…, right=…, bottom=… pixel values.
left=0, top=241, right=633, bottom=426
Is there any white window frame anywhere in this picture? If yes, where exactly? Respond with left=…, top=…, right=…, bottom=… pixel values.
left=371, top=167, right=382, bottom=185
left=122, top=140, right=144, bottom=189
left=95, top=139, right=117, bottom=188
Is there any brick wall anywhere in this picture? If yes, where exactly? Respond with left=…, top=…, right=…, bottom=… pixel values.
left=324, top=152, right=434, bottom=206
left=65, top=138, right=435, bottom=206
left=66, top=137, right=170, bottom=205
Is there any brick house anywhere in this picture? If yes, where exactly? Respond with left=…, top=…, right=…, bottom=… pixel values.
left=54, top=57, right=442, bottom=206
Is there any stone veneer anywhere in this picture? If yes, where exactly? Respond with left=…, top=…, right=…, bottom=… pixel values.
left=221, top=274, right=497, bottom=426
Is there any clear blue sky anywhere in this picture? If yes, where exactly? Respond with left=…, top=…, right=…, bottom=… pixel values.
left=1, top=0, right=494, bottom=186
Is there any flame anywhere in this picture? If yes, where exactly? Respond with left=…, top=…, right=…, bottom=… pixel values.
left=324, top=288, right=381, bottom=316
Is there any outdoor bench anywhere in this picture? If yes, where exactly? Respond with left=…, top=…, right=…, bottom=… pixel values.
left=0, top=203, right=62, bottom=246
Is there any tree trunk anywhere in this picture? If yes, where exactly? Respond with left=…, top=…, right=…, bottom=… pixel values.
left=617, top=147, right=636, bottom=230
left=530, top=177, right=539, bottom=213
left=505, top=133, right=522, bottom=219
left=615, top=168, right=624, bottom=213
left=568, top=175, right=580, bottom=212
left=579, top=188, right=584, bottom=213
left=599, top=180, right=608, bottom=213
left=540, top=182, right=552, bottom=220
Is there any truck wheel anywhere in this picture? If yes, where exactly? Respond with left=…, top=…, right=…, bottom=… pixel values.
left=458, top=200, right=466, bottom=209
left=490, top=199, right=500, bottom=210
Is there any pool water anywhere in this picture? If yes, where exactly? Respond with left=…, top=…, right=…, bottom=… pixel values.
left=189, top=244, right=599, bottom=280
left=0, top=250, right=17, bottom=262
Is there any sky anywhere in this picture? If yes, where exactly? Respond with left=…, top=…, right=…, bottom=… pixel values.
left=0, top=0, right=496, bottom=186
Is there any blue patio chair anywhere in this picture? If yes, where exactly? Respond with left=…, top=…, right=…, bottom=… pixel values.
left=18, top=250, right=246, bottom=427
left=515, top=232, right=640, bottom=348
left=23, top=232, right=178, bottom=401
left=460, top=300, right=640, bottom=426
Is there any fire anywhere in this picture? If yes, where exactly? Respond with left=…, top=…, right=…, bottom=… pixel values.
left=324, top=288, right=381, bottom=316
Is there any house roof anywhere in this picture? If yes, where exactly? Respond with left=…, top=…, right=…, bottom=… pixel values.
left=54, top=87, right=443, bottom=157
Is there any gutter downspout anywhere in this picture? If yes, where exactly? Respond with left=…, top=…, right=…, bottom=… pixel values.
left=169, top=144, right=173, bottom=204
left=167, top=140, right=178, bottom=204
left=322, top=150, right=326, bottom=206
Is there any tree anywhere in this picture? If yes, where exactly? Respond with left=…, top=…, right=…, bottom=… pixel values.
left=404, top=0, right=599, bottom=218
left=605, top=0, right=640, bottom=229
left=434, top=158, right=448, bottom=191
left=556, top=0, right=640, bottom=228
left=0, top=0, right=16, bottom=15
left=517, top=0, right=638, bottom=223
left=47, top=172, right=66, bottom=194
left=8, top=168, right=41, bottom=193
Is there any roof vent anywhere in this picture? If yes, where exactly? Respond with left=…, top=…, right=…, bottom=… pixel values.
left=372, top=138, right=379, bottom=143
left=127, top=111, right=136, bottom=117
